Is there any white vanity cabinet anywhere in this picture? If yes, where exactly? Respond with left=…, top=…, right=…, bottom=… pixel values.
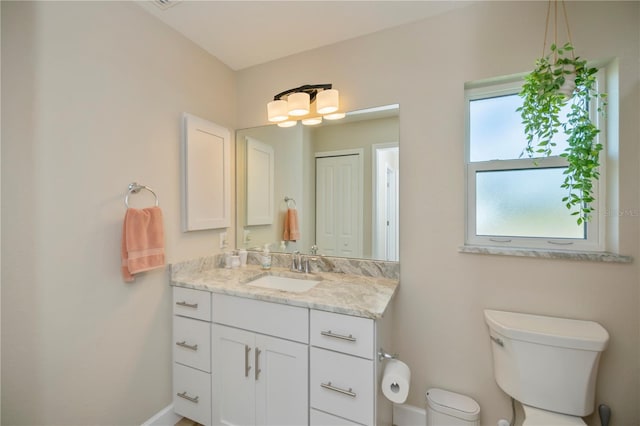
left=309, top=309, right=392, bottom=426
left=211, top=294, right=309, bottom=426
left=170, top=278, right=395, bottom=426
left=172, top=287, right=213, bottom=426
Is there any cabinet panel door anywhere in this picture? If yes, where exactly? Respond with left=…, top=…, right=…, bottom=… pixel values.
left=173, top=363, right=212, bottom=426
left=212, top=325, right=255, bottom=426
left=255, top=334, right=309, bottom=426
left=173, top=287, right=212, bottom=321
left=310, top=310, right=374, bottom=359
left=310, top=347, right=374, bottom=425
left=174, top=316, right=211, bottom=372
left=182, top=113, right=231, bottom=231
left=310, top=409, right=362, bottom=426
left=212, top=293, right=309, bottom=343
left=246, top=137, right=275, bottom=225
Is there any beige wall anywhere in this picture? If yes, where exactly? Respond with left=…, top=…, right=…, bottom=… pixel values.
left=2, top=1, right=639, bottom=425
left=237, top=2, right=640, bottom=425
left=1, top=1, right=235, bottom=424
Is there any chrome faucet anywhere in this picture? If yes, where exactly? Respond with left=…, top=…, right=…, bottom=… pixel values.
left=291, top=251, right=302, bottom=272
left=291, top=250, right=312, bottom=273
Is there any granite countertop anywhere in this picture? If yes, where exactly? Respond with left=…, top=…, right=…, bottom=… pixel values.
left=170, top=262, right=399, bottom=320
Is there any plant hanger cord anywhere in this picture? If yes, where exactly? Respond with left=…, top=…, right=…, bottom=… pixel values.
left=542, top=0, right=575, bottom=59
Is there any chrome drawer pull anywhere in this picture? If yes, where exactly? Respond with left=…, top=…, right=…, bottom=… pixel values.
left=177, top=391, right=199, bottom=403
left=244, top=345, right=252, bottom=378
left=176, top=341, right=198, bottom=351
left=321, top=381, right=357, bottom=398
left=255, top=347, right=261, bottom=381
left=176, top=301, right=198, bottom=309
left=320, top=330, right=356, bottom=342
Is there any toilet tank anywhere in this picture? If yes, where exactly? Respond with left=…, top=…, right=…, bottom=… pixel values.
left=484, top=310, right=609, bottom=417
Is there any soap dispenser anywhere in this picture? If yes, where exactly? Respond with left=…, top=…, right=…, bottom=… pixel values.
left=261, top=244, right=272, bottom=270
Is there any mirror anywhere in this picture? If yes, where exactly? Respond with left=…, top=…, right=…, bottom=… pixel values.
left=236, top=104, right=399, bottom=261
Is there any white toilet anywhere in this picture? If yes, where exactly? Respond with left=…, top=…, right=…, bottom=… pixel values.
left=484, top=309, right=609, bottom=426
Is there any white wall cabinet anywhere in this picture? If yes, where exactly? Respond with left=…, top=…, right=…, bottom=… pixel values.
left=246, top=137, right=275, bottom=226
left=182, top=113, right=231, bottom=231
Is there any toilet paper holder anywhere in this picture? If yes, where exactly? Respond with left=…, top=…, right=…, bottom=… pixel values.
left=378, top=347, right=399, bottom=362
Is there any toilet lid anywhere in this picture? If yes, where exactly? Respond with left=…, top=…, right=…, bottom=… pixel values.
left=522, top=405, right=586, bottom=426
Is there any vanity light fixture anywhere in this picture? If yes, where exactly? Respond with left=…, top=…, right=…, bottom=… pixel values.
left=267, top=84, right=344, bottom=126
left=277, top=120, right=297, bottom=128
left=323, top=112, right=346, bottom=120
left=287, top=92, right=311, bottom=116
left=301, top=117, right=323, bottom=126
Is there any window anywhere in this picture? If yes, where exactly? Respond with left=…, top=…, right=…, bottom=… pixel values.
left=465, top=78, right=604, bottom=251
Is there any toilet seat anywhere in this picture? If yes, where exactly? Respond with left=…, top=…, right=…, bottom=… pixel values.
left=522, top=405, right=586, bottom=426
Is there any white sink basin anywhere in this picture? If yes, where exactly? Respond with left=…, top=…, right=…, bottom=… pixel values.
left=247, top=275, right=321, bottom=293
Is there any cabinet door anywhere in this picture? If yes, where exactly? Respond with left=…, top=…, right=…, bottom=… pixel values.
left=174, top=316, right=211, bottom=372
left=212, top=325, right=256, bottom=426
left=310, top=347, right=374, bottom=426
left=255, top=334, right=309, bottom=426
left=182, top=113, right=231, bottom=231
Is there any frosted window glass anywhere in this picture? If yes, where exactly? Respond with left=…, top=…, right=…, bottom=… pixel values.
left=476, top=168, right=584, bottom=239
left=469, top=94, right=570, bottom=162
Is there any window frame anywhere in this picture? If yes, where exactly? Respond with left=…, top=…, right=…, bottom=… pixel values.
left=464, top=76, right=606, bottom=251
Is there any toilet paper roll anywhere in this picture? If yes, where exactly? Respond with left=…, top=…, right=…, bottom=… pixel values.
left=381, top=359, right=411, bottom=404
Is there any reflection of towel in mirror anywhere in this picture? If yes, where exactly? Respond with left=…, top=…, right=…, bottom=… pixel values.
left=283, top=208, right=300, bottom=241
left=121, top=206, right=165, bottom=282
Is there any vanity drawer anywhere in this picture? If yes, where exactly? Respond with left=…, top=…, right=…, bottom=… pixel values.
left=310, top=347, right=374, bottom=426
left=173, top=316, right=211, bottom=372
left=173, top=287, right=211, bottom=321
left=212, top=293, right=309, bottom=343
left=173, top=363, right=211, bottom=426
left=311, top=310, right=374, bottom=359
left=310, top=408, right=364, bottom=425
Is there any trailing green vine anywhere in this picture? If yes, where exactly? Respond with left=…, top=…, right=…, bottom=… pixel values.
left=517, top=42, right=606, bottom=224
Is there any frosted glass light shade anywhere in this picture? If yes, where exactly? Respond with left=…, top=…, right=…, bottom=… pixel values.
left=316, top=89, right=339, bottom=114
left=267, top=99, right=288, bottom=122
left=301, top=117, right=322, bottom=126
left=288, top=92, right=310, bottom=116
left=323, top=112, right=346, bottom=120
left=277, top=120, right=297, bottom=128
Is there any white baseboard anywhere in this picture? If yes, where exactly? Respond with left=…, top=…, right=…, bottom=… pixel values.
left=393, top=403, right=427, bottom=426
left=141, top=404, right=181, bottom=426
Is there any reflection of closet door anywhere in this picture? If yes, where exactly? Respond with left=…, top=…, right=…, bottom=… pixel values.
left=315, top=152, right=362, bottom=257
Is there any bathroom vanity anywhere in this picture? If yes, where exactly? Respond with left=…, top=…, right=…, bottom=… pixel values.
left=170, top=255, right=398, bottom=426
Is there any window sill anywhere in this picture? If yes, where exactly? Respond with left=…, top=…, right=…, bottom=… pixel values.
left=458, top=245, right=633, bottom=263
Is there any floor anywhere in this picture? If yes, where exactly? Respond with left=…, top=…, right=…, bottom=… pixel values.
left=175, top=418, right=201, bottom=426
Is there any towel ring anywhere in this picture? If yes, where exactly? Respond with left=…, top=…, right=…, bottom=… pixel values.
left=125, top=182, right=159, bottom=208
left=284, top=196, right=296, bottom=208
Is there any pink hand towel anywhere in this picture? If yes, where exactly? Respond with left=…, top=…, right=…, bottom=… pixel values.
left=121, top=206, right=165, bottom=282
left=283, top=208, right=301, bottom=242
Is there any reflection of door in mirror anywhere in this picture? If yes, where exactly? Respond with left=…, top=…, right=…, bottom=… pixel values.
left=315, top=150, right=363, bottom=258
left=373, top=144, right=399, bottom=261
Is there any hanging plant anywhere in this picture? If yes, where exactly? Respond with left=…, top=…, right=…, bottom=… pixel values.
left=517, top=2, right=606, bottom=225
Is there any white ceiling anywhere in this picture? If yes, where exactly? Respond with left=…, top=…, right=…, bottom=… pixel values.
left=136, top=1, right=473, bottom=70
